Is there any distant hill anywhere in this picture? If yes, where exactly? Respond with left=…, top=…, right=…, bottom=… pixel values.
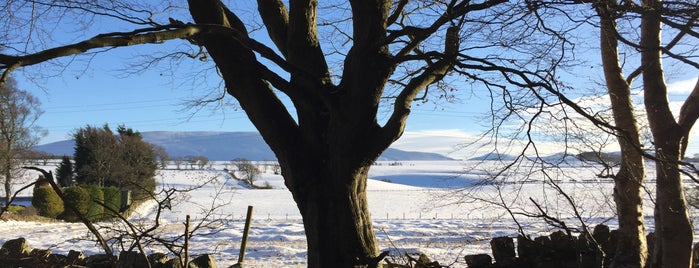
left=468, top=153, right=518, bottom=161
left=469, top=151, right=625, bottom=163
left=575, top=151, right=622, bottom=164
left=34, top=131, right=455, bottom=161
left=468, top=152, right=580, bottom=162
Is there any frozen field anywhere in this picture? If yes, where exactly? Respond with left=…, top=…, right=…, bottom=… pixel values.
left=0, top=160, right=694, bottom=267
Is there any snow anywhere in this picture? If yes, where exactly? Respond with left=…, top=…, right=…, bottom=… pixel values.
left=0, top=160, right=696, bottom=267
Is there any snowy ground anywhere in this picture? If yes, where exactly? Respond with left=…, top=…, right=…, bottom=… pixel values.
left=0, top=160, right=696, bottom=267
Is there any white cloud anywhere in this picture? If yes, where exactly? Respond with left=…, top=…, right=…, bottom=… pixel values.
left=393, top=129, right=479, bottom=157
left=394, top=129, right=571, bottom=160
left=667, top=77, right=698, bottom=94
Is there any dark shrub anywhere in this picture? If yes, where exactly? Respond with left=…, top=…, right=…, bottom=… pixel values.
left=60, top=186, right=90, bottom=222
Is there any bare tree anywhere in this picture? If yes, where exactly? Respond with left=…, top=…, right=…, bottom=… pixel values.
left=594, top=1, right=649, bottom=266
left=0, top=78, right=45, bottom=207
left=639, top=1, right=697, bottom=266
left=589, top=1, right=698, bottom=267
left=450, top=1, right=697, bottom=267
left=98, top=175, right=232, bottom=268
left=230, top=158, right=260, bottom=186
left=153, top=145, right=170, bottom=169
left=173, top=157, right=183, bottom=170
left=24, top=166, right=114, bottom=261
left=196, top=155, right=209, bottom=170
left=0, top=1, right=571, bottom=266
left=20, top=166, right=233, bottom=267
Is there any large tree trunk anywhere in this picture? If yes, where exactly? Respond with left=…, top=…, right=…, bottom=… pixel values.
left=646, top=131, right=693, bottom=268
left=187, top=2, right=392, bottom=267
left=641, top=1, right=693, bottom=267
left=285, top=158, right=380, bottom=267
left=596, top=2, right=647, bottom=267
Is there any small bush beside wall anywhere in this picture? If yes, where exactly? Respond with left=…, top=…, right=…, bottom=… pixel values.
left=32, top=185, right=63, bottom=218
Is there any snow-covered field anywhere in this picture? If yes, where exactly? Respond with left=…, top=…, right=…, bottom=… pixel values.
left=0, top=160, right=695, bottom=267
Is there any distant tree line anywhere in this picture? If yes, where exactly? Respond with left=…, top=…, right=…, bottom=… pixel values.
left=171, top=155, right=210, bottom=170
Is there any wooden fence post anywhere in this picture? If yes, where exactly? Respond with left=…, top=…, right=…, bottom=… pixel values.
left=184, top=215, right=190, bottom=268
left=233, top=205, right=254, bottom=268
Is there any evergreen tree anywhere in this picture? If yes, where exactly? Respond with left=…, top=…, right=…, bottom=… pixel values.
left=73, top=125, right=118, bottom=186
left=55, top=156, right=74, bottom=187
left=115, top=125, right=157, bottom=199
left=73, top=124, right=157, bottom=199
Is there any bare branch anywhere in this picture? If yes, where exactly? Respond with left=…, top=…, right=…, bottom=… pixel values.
left=378, top=26, right=460, bottom=151
left=387, top=0, right=409, bottom=26
left=678, top=77, right=699, bottom=158
left=0, top=24, right=199, bottom=86
left=387, top=0, right=508, bottom=59
left=257, top=0, right=290, bottom=58
left=0, top=22, right=305, bottom=92
left=286, top=0, right=331, bottom=84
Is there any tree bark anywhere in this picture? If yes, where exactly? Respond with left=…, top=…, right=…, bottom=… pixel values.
left=641, top=1, right=694, bottom=267
left=596, top=2, right=648, bottom=267
left=286, top=156, right=380, bottom=267
left=3, top=165, right=10, bottom=207
left=678, top=78, right=699, bottom=158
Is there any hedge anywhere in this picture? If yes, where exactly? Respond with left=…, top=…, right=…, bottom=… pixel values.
left=85, top=185, right=104, bottom=222
left=60, top=186, right=90, bottom=222
left=102, top=186, right=121, bottom=220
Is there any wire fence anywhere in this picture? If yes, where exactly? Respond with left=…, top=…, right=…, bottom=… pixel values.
left=193, top=211, right=523, bottom=223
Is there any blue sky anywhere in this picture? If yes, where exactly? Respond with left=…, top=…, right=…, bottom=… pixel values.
left=19, top=59, right=698, bottom=156
left=7, top=4, right=698, bottom=156
left=12, top=31, right=491, bottom=146
left=17, top=49, right=487, bottom=145
left=25, top=79, right=485, bottom=144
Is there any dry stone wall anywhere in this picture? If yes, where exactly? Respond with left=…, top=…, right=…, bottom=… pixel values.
left=464, top=224, right=622, bottom=268
left=0, top=237, right=218, bottom=268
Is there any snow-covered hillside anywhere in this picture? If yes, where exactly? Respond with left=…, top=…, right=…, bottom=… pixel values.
left=0, top=160, right=695, bottom=267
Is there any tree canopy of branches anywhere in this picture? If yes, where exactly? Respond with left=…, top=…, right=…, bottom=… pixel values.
left=0, top=1, right=598, bottom=267
left=73, top=124, right=157, bottom=199
left=0, top=77, right=45, bottom=206
left=466, top=1, right=698, bottom=267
